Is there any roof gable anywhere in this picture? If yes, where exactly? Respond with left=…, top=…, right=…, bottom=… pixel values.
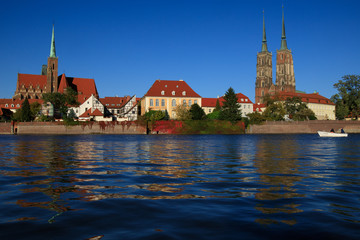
left=144, top=80, right=201, bottom=98
left=17, top=74, right=47, bottom=89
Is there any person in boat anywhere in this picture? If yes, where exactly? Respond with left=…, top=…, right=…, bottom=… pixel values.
left=341, top=128, right=345, bottom=133
left=330, top=128, right=335, bottom=133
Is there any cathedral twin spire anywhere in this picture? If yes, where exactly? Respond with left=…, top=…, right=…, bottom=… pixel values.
left=261, top=6, right=288, bottom=52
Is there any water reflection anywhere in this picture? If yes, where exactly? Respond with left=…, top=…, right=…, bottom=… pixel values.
left=0, top=134, right=359, bottom=231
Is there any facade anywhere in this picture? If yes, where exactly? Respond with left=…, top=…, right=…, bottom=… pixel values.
left=141, top=79, right=201, bottom=119
left=255, top=9, right=295, bottom=104
left=70, top=95, right=104, bottom=118
left=13, top=25, right=99, bottom=102
left=278, top=92, right=336, bottom=120
left=100, top=95, right=139, bottom=121
left=202, top=93, right=253, bottom=118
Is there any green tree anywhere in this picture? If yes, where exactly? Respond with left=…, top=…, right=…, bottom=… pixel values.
left=30, top=102, right=42, bottom=120
left=219, top=87, right=242, bottom=123
left=215, top=99, right=221, bottom=112
left=262, top=102, right=285, bottom=121
left=174, top=104, right=191, bottom=121
left=190, top=103, right=206, bottom=120
left=42, top=87, right=79, bottom=118
left=20, top=98, right=32, bottom=122
left=207, top=110, right=220, bottom=120
left=284, top=96, right=316, bottom=120
left=331, top=75, right=360, bottom=119
left=247, top=111, right=266, bottom=124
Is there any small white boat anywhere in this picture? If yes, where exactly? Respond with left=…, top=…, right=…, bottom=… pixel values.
left=317, top=131, right=348, bottom=137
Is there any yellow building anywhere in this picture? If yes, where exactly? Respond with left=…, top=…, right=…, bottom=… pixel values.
left=141, top=79, right=202, bottom=119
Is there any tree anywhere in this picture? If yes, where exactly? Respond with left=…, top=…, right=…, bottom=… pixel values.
left=20, top=98, right=32, bottom=122
left=207, top=110, right=220, bottom=120
left=219, top=87, right=242, bottom=123
left=42, top=87, right=79, bottom=118
left=189, top=103, right=206, bottom=120
left=262, top=102, right=285, bottom=121
left=247, top=111, right=266, bottom=124
left=284, top=96, right=316, bottom=120
left=331, top=75, right=360, bottom=119
left=174, top=104, right=191, bottom=121
left=30, top=102, right=42, bottom=120
left=215, top=99, right=221, bottom=112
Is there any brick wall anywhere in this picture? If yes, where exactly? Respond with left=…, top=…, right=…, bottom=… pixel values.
left=0, top=122, right=11, bottom=134
left=247, top=120, right=360, bottom=134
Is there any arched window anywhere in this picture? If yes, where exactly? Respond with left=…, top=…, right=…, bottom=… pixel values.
left=261, top=81, right=265, bottom=87
left=182, top=91, right=186, bottom=96
left=161, top=91, right=165, bottom=95
left=172, top=91, right=175, bottom=96
left=261, top=91, right=264, bottom=96
left=172, top=99, right=176, bottom=107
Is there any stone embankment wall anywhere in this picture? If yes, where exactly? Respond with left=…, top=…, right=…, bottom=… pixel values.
left=0, top=122, right=12, bottom=134
left=247, top=120, right=360, bottom=134
left=11, top=121, right=146, bottom=135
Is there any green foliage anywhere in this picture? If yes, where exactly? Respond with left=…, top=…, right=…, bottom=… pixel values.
left=219, top=87, right=242, bottom=123
left=174, top=104, right=191, bottom=121
left=284, top=96, right=316, bottom=121
left=42, top=87, right=79, bottom=118
left=143, top=110, right=167, bottom=121
left=331, top=75, right=360, bottom=119
left=21, top=98, right=31, bottom=122
left=30, top=102, right=42, bottom=119
left=190, top=103, right=206, bottom=120
left=180, top=120, right=245, bottom=134
left=247, top=111, right=266, bottom=124
left=207, top=110, right=220, bottom=120
left=67, top=108, right=77, bottom=119
left=262, top=102, right=285, bottom=121
left=215, top=99, right=221, bottom=112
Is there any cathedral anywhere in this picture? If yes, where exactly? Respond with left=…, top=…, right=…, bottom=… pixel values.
left=255, top=8, right=296, bottom=104
left=13, top=25, right=99, bottom=103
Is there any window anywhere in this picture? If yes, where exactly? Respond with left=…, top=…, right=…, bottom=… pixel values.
left=194, top=100, right=197, bottom=105
left=16, top=104, right=20, bottom=107
left=161, top=91, right=165, bottom=95
left=87, top=101, right=89, bottom=104
left=172, top=99, right=176, bottom=107
left=150, top=99, right=154, bottom=106
left=245, top=99, right=248, bottom=102
left=183, top=100, right=186, bottom=105
left=172, top=91, right=175, bottom=95
left=209, top=109, right=212, bottom=113
left=189, top=100, right=192, bottom=106
left=261, top=81, right=265, bottom=87
left=161, top=99, right=165, bottom=106
left=241, top=98, right=244, bottom=102
left=165, top=85, right=167, bottom=88
left=5, top=104, right=8, bottom=107
left=11, top=104, right=14, bottom=107
left=85, top=108, right=88, bottom=112
left=182, top=91, right=186, bottom=96
left=117, top=110, right=120, bottom=114
left=111, top=104, right=115, bottom=106
left=156, top=99, right=159, bottom=106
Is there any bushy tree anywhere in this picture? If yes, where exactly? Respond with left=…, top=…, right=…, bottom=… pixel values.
left=190, top=103, right=206, bottom=120
left=284, top=96, right=316, bottom=120
left=42, top=87, right=79, bottom=118
left=262, top=102, right=285, bottom=121
left=331, top=75, right=360, bottom=119
left=215, top=99, right=221, bottom=112
left=30, top=102, right=42, bottom=119
left=174, top=104, right=191, bottom=121
left=247, top=111, right=266, bottom=124
left=219, top=87, right=242, bottom=123
left=207, top=110, right=220, bottom=120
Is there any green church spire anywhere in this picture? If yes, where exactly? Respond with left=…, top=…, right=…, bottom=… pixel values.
left=261, top=10, right=268, bottom=52
left=50, top=25, right=56, bottom=58
left=280, top=6, right=288, bottom=50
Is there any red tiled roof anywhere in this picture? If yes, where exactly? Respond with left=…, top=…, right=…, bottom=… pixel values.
left=277, top=91, right=335, bottom=105
left=253, top=103, right=265, bottom=112
left=57, top=74, right=68, bottom=93
left=202, top=93, right=252, bottom=107
left=17, top=74, right=47, bottom=89
left=99, top=96, right=131, bottom=108
left=79, top=108, right=103, bottom=118
left=0, top=99, right=44, bottom=109
left=144, top=80, right=201, bottom=98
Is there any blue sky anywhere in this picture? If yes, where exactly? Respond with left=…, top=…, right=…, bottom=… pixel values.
left=1, top=0, right=359, bottom=102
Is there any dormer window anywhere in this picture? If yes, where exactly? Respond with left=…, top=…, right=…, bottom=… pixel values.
left=16, top=104, right=20, bottom=107
left=182, top=91, right=186, bottom=96
left=176, top=85, right=179, bottom=88
left=172, top=91, right=175, bottom=96
left=5, top=104, right=8, bottom=107
left=165, top=85, right=167, bottom=88
left=11, top=104, right=14, bottom=107
left=161, top=91, right=165, bottom=95
left=245, top=99, right=248, bottom=102
left=241, top=98, right=244, bottom=102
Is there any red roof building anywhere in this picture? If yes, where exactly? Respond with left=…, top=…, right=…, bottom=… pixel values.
left=141, top=79, right=202, bottom=119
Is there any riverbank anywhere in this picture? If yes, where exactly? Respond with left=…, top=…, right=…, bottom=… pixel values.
left=1, top=120, right=359, bottom=135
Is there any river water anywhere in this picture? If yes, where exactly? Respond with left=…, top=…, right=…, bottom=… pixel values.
left=0, top=134, right=359, bottom=239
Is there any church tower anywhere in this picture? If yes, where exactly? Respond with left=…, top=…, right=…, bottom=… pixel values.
left=46, top=25, right=58, bottom=93
left=275, top=7, right=295, bottom=93
left=255, top=12, right=273, bottom=104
